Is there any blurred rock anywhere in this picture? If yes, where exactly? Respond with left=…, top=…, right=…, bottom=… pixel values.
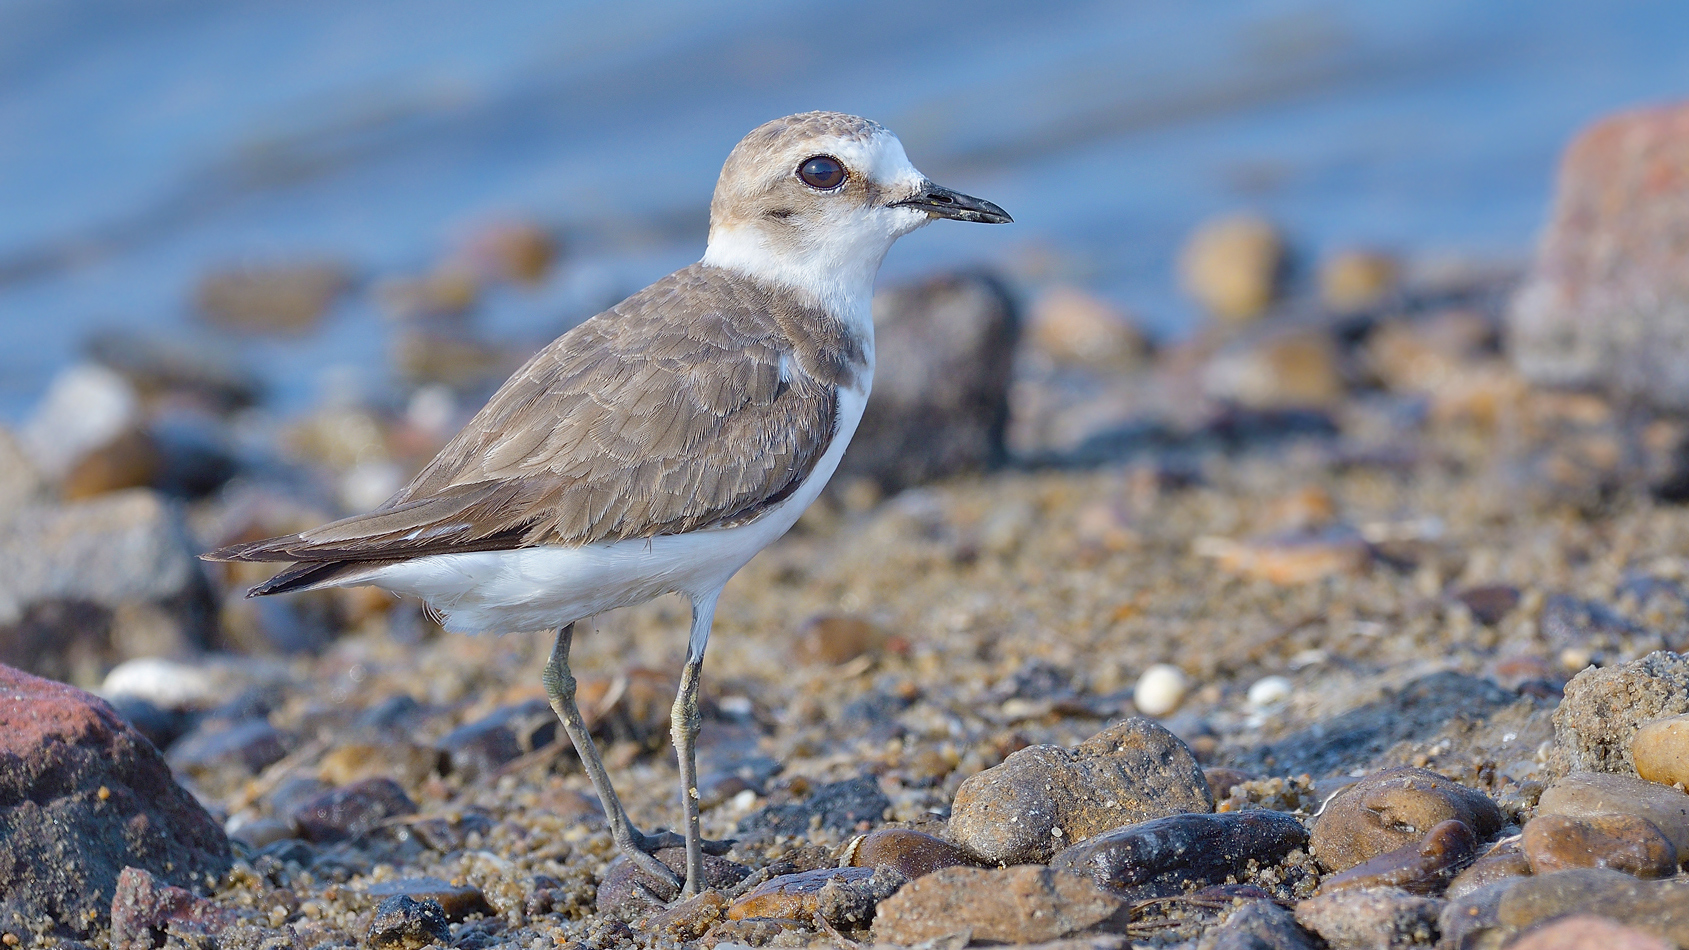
left=167, top=718, right=291, bottom=789
left=1319, top=249, right=1398, bottom=312
left=109, top=865, right=238, bottom=950
left=1496, top=869, right=1689, bottom=943
left=1317, top=819, right=1476, bottom=895
left=726, top=866, right=891, bottom=924
left=1309, top=767, right=1502, bottom=873
left=364, top=877, right=492, bottom=921
left=1521, top=812, right=1677, bottom=878
left=196, top=261, right=351, bottom=336
left=1535, top=771, right=1689, bottom=857
left=1506, top=915, right=1674, bottom=950
left=1051, top=810, right=1308, bottom=899
left=1454, top=584, right=1521, bottom=626
left=376, top=267, right=479, bottom=321
left=1365, top=310, right=1495, bottom=396
left=1293, top=887, right=1441, bottom=950
left=835, top=272, right=1018, bottom=493
left=737, top=775, right=890, bottom=841
left=457, top=221, right=559, bottom=285
left=0, top=665, right=230, bottom=936
left=0, top=490, right=214, bottom=684
left=1201, top=899, right=1319, bottom=950
left=85, top=331, right=261, bottom=413
left=436, top=698, right=558, bottom=783
left=1632, top=713, right=1689, bottom=787
left=1510, top=100, right=1689, bottom=409
left=792, top=613, right=883, bottom=666
left=1446, top=836, right=1531, bottom=900
left=1178, top=213, right=1284, bottom=322
left=367, top=894, right=450, bottom=950
left=0, top=428, right=45, bottom=516
left=59, top=427, right=161, bottom=501
left=391, top=328, right=523, bottom=391
left=1195, top=527, right=1370, bottom=585
left=289, top=777, right=416, bottom=843
left=20, top=362, right=139, bottom=480
left=872, top=865, right=1125, bottom=945
left=1553, top=651, right=1689, bottom=775
left=844, top=828, right=976, bottom=880
left=1026, top=286, right=1148, bottom=370
left=948, top=717, right=1213, bottom=865
left=1202, top=329, right=1343, bottom=409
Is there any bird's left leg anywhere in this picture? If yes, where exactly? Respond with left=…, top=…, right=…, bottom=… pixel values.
left=672, top=590, right=735, bottom=896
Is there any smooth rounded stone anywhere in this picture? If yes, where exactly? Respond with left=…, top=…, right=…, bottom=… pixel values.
left=728, top=865, right=903, bottom=929
left=1205, top=767, right=1256, bottom=801
left=107, top=695, right=196, bottom=752
left=832, top=272, right=1018, bottom=494
left=1446, top=836, right=1531, bottom=900
left=1293, top=887, right=1443, bottom=950
left=1553, top=651, right=1689, bottom=775
left=1454, top=584, right=1522, bottom=626
left=1200, top=899, right=1320, bottom=950
left=1178, top=213, right=1284, bottom=321
left=365, top=877, right=493, bottom=921
left=1133, top=664, right=1189, bottom=717
left=1497, top=869, right=1689, bottom=942
left=1521, top=813, right=1678, bottom=878
left=101, top=657, right=223, bottom=710
left=1507, top=915, right=1674, bottom=950
left=871, top=865, right=1126, bottom=945
left=18, top=362, right=138, bottom=479
left=843, top=828, right=976, bottom=880
left=226, top=815, right=297, bottom=850
left=1309, top=767, right=1503, bottom=873
left=168, top=718, right=290, bottom=787
left=435, top=698, right=558, bottom=783
left=792, top=613, right=883, bottom=666
left=366, top=894, right=450, bottom=950
left=1631, top=714, right=1689, bottom=788
left=196, top=261, right=351, bottom=335
left=1319, top=249, right=1398, bottom=312
left=289, top=777, right=417, bottom=843
left=1201, top=330, right=1345, bottom=411
left=1246, top=676, right=1294, bottom=709
left=1050, top=810, right=1308, bottom=898
left=1438, top=881, right=1509, bottom=950
left=110, top=865, right=238, bottom=950
left=1027, top=285, right=1148, bottom=370
left=596, top=847, right=751, bottom=920
left=949, top=717, right=1213, bottom=865
left=60, top=428, right=160, bottom=501
left=0, top=665, right=230, bottom=937
left=1536, top=771, right=1689, bottom=856
left=1319, top=819, right=1476, bottom=896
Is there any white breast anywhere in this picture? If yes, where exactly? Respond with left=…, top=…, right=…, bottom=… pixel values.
left=359, top=383, right=871, bottom=636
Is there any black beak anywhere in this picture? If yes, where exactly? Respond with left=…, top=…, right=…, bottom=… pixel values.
left=891, top=181, right=1012, bottom=224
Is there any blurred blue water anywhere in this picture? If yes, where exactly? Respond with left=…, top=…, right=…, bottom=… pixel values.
left=2, top=0, right=1687, bottom=418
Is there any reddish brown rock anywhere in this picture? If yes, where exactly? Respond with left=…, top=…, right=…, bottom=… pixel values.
left=872, top=865, right=1125, bottom=945
left=0, top=665, right=230, bottom=936
left=1447, top=836, right=1531, bottom=900
left=1537, top=771, right=1689, bottom=857
left=1506, top=914, right=1672, bottom=950
left=1522, top=813, right=1678, bottom=879
left=1318, top=819, right=1477, bottom=895
left=1309, top=767, right=1502, bottom=873
left=844, top=828, right=976, bottom=880
left=109, top=866, right=239, bottom=950
left=792, top=614, right=884, bottom=666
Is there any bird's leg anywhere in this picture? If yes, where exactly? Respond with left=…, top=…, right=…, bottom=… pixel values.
left=671, top=591, right=733, bottom=896
left=542, top=623, right=682, bottom=887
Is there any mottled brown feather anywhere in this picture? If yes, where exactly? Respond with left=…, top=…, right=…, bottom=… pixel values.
left=211, top=263, right=866, bottom=566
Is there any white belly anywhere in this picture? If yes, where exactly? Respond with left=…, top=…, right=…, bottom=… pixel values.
left=357, top=385, right=869, bottom=635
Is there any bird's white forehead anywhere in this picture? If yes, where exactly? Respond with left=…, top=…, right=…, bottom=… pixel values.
left=824, top=128, right=925, bottom=190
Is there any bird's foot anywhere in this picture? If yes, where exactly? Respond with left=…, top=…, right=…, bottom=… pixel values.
left=618, top=828, right=737, bottom=894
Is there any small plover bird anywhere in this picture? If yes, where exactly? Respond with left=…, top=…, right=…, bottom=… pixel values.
left=206, top=111, right=1010, bottom=896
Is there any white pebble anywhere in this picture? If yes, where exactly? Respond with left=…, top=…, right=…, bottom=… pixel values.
left=101, top=657, right=219, bottom=709
left=1246, top=675, right=1294, bottom=709
left=1134, top=664, right=1189, bottom=717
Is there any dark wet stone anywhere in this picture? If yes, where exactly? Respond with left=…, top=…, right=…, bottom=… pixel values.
left=0, top=665, right=230, bottom=936
left=1243, top=672, right=1514, bottom=778
left=109, top=866, right=239, bottom=950
left=596, top=847, right=751, bottom=920
left=1446, top=836, right=1531, bottom=900
left=1497, top=868, right=1689, bottom=943
left=366, top=894, right=450, bottom=950
left=267, top=776, right=331, bottom=817
left=1051, top=810, right=1308, bottom=898
left=365, top=876, right=493, bottom=921
left=168, top=717, right=290, bottom=779
left=289, top=777, right=416, bottom=843
left=1455, top=585, right=1521, bottom=625
left=1294, top=887, right=1442, bottom=950
left=1309, top=767, right=1502, bottom=873
left=1437, top=880, right=1509, bottom=950
left=1553, top=651, right=1689, bottom=776
left=406, top=809, right=497, bottom=852
left=1203, top=900, right=1320, bottom=950
left=737, top=775, right=891, bottom=840
left=108, top=695, right=195, bottom=752
left=844, top=828, right=976, bottom=880
left=1319, top=819, right=1476, bottom=895
left=949, top=717, right=1214, bottom=865
left=1522, top=813, right=1678, bottom=878
left=872, top=865, right=1125, bottom=946
left=728, top=866, right=901, bottom=928
left=435, top=698, right=557, bottom=782
left=354, top=694, right=423, bottom=731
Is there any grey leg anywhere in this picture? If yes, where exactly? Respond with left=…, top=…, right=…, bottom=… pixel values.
left=673, top=591, right=718, bottom=896
left=542, top=623, right=683, bottom=886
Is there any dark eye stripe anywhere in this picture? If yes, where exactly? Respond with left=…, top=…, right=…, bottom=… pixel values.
left=798, top=155, right=846, bottom=190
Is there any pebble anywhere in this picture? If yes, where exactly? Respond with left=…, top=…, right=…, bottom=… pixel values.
left=1246, top=676, right=1294, bottom=709
left=167, top=718, right=291, bottom=784
left=1504, top=915, right=1674, bottom=950
left=1497, top=868, right=1689, bottom=943
left=289, top=777, right=417, bottom=843
left=1319, top=248, right=1398, bottom=312
left=1318, top=818, right=1476, bottom=895
left=1522, top=813, right=1678, bottom=878
left=195, top=261, right=350, bottom=336
left=0, top=665, right=230, bottom=938
left=107, top=695, right=195, bottom=752
left=109, top=866, right=238, bottom=950
left=457, top=220, right=558, bottom=285
left=101, top=657, right=222, bottom=710
left=366, top=894, right=450, bottom=950
left=60, top=428, right=160, bottom=500
left=1205, top=899, right=1320, bottom=950
left=1446, top=836, right=1531, bottom=900
left=737, top=775, right=891, bottom=841
left=843, top=828, right=976, bottom=880
left=1202, top=330, right=1345, bottom=410
left=792, top=613, right=884, bottom=666
left=1027, top=285, right=1148, bottom=370
left=1178, top=213, right=1284, bottom=321
left=1204, top=767, right=1256, bottom=801
left=365, top=877, right=493, bottom=921
left=1293, top=887, right=1443, bottom=950
left=1453, top=584, right=1521, bottom=626
left=435, top=698, right=558, bottom=783
left=596, top=847, right=750, bottom=920
left=1051, top=810, right=1308, bottom=899
left=728, top=865, right=903, bottom=929
left=1197, top=527, right=1369, bottom=586
left=1536, top=770, right=1689, bottom=857
left=1309, top=767, right=1503, bottom=873
left=1553, top=651, right=1689, bottom=775
left=948, top=717, right=1214, bottom=865
left=871, top=865, right=1125, bottom=945
left=19, top=362, right=139, bottom=479
left=317, top=740, right=437, bottom=787
left=638, top=890, right=729, bottom=941
left=1631, top=713, right=1689, bottom=788
left=1133, top=664, right=1189, bottom=716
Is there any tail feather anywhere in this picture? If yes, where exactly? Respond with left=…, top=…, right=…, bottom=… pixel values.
left=246, top=559, right=397, bottom=597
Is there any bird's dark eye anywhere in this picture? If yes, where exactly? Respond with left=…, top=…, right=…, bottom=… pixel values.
left=798, top=155, right=846, bottom=190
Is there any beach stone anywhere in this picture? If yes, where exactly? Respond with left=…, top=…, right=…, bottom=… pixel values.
left=365, top=877, right=492, bottom=921
left=1320, top=249, right=1399, bottom=312
left=596, top=847, right=750, bottom=920
left=1446, top=836, right=1531, bottom=900
left=0, top=427, right=45, bottom=516
left=366, top=894, right=450, bottom=950
left=289, top=777, right=416, bottom=843
left=1631, top=713, right=1689, bottom=788
left=1509, top=100, right=1689, bottom=410
left=835, top=271, right=1018, bottom=493
left=1505, top=915, right=1673, bottom=950
left=728, top=865, right=902, bottom=929
left=949, top=717, right=1213, bottom=865
left=167, top=718, right=291, bottom=788
left=1178, top=213, right=1284, bottom=322
left=1454, top=585, right=1521, bottom=626
left=1293, top=888, right=1442, bottom=950
left=196, top=261, right=350, bottom=336
left=1536, top=771, right=1689, bottom=856
left=1133, top=664, right=1189, bottom=717
left=1522, top=813, right=1677, bottom=878
left=844, top=828, right=976, bottom=880
left=60, top=428, right=160, bottom=501
left=872, top=865, right=1125, bottom=945
left=0, top=665, right=230, bottom=936
left=1200, top=899, right=1320, bottom=950
left=1051, top=810, right=1308, bottom=898
left=84, top=330, right=261, bottom=414
left=639, top=890, right=729, bottom=941
left=1205, top=767, right=1256, bottom=801
left=109, top=865, right=238, bottom=950
left=1197, top=527, right=1370, bottom=585
left=737, top=775, right=890, bottom=840
left=1202, top=329, right=1345, bottom=410
left=1027, top=286, right=1148, bottom=370
left=435, top=698, right=558, bottom=783
left=1497, top=869, right=1689, bottom=942
left=1318, top=818, right=1477, bottom=895
left=19, top=362, right=140, bottom=480
left=792, top=613, right=883, bottom=666
left=457, top=220, right=558, bottom=285
left=1309, top=767, right=1503, bottom=873
left=1438, top=881, right=1508, bottom=950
